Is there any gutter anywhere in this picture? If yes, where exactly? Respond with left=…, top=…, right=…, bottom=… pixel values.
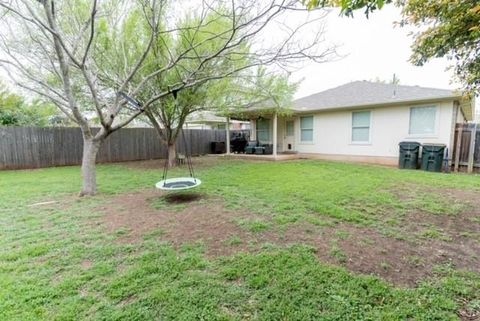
left=292, top=96, right=464, bottom=115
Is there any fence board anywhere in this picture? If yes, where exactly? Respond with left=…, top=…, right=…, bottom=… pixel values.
left=0, top=127, right=247, bottom=170
left=452, top=123, right=480, bottom=172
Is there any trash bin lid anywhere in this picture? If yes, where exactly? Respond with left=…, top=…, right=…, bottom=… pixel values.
left=422, top=143, right=446, bottom=152
left=399, top=141, right=421, bottom=150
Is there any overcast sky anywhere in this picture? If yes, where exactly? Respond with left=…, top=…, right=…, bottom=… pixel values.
left=290, top=6, right=458, bottom=99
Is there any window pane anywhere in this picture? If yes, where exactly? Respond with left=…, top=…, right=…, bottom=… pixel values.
left=286, top=121, right=294, bottom=136
left=256, top=118, right=270, bottom=142
left=301, top=129, right=313, bottom=142
left=410, top=106, right=436, bottom=135
left=352, top=111, right=370, bottom=127
left=257, top=130, right=270, bottom=142
left=352, top=128, right=369, bottom=142
left=300, top=116, right=313, bottom=129
left=257, top=118, right=269, bottom=130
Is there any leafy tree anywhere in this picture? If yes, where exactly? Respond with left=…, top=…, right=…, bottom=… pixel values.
left=0, top=1, right=161, bottom=195
left=0, top=84, right=23, bottom=125
left=401, top=1, right=480, bottom=95
left=135, top=12, right=298, bottom=167
left=0, top=82, right=59, bottom=126
left=0, top=0, right=334, bottom=196
left=303, top=0, right=392, bottom=16
left=143, top=68, right=297, bottom=167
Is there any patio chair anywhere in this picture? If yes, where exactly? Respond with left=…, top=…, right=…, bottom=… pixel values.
left=244, top=141, right=258, bottom=154
left=263, top=144, right=273, bottom=155
left=253, top=144, right=273, bottom=155
left=254, top=146, right=265, bottom=154
left=176, top=153, right=186, bottom=165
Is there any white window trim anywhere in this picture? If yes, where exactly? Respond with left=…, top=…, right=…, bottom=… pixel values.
left=350, top=110, right=372, bottom=145
left=407, top=105, right=439, bottom=138
left=299, top=115, right=314, bottom=144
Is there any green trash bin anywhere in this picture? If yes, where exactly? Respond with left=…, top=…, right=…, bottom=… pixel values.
left=398, top=141, right=421, bottom=169
left=421, top=144, right=446, bottom=172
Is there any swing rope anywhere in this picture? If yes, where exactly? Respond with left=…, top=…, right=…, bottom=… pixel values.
left=161, top=128, right=196, bottom=186
left=161, top=89, right=196, bottom=186
left=181, top=127, right=196, bottom=182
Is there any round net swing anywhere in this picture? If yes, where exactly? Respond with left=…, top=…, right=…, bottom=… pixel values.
left=155, top=177, right=201, bottom=190
left=155, top=91, right=201, bottom=191
left=155, top=134, right=202, bottom=191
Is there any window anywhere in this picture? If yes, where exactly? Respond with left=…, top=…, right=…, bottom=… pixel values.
left=409, top=106, right=436, bottom=135
left=300, top=116, right=313, bottom=142
left=256, top=118, right=270, bottom=142
left=352, top=111, right=371, bottom=143
left=286, top=120, right=294, bottom=136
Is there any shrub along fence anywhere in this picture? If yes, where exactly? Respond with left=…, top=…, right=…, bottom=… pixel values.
left=0, top=127, right=242, bottom=170
left=452, top=123, right=479, bottom=173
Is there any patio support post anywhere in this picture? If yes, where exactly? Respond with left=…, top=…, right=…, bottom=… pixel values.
left=226, top=117, right=231, bottom=155
left=273, top=112, right=278, bottom=158
left=251, top=119, right=256, bottom=141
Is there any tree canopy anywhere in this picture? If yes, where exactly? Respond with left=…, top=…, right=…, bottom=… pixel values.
left=402, top=0, right=480, bottom=96
left=0, top=0, right=335, bottom=195
left=131, top=11, right=299, bottom=167
left=303, top=0, right=392, bottom=16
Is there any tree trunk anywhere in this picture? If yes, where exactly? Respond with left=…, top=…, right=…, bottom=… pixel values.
left=80, top=138, right=101, bottom=196
left=167, top=142, right=177, bottom=168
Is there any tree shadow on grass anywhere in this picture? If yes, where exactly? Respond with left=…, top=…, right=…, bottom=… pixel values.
left=162, top=192, right=204, bottom=204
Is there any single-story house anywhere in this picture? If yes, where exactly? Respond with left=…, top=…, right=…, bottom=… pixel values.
left=235, top=81, right=475, bottom=165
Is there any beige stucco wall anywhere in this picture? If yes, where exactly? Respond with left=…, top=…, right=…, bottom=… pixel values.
left=293, top=101, right=456, bottom=159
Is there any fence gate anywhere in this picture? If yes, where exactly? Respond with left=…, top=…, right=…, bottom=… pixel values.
left=452, top=123, right=479, bottom=173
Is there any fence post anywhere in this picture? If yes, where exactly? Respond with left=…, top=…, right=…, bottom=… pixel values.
left=454, top=125, right=463, bottom=172
left=467, top=123, right=478, bottom=173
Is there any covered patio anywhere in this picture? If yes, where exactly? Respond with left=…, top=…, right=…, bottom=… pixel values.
left=222, top=152, right=301, bottom=161
left=224, top=108, right=298, bottom=159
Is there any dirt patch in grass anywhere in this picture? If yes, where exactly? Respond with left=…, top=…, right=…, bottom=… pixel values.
left=81, top=260, right=93, bottom=269
left=264, top=211, right=479, bottom=287
left=99, top=189, right=254, bottom=256
left=98, top=189, right=480, bottom=287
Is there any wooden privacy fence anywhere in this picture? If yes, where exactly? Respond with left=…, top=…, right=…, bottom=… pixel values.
left=0, top=127, right=243, bottom=170
left=452, top=123, right=479, bottom=173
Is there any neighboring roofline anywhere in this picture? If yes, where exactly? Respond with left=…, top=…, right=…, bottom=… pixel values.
left=185, top=119, right=249, bottom=124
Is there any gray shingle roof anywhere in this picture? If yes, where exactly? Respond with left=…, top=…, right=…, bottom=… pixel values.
left=293, top=81, right=461, bottom=112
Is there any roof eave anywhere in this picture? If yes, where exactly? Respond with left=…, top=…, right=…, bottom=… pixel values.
left=458, top=97, right=474, bottom=121
left=292, top=95, right=464, bottom=114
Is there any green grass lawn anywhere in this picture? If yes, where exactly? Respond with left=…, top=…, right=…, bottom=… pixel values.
left=0, top=158, right=479, bottom=320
